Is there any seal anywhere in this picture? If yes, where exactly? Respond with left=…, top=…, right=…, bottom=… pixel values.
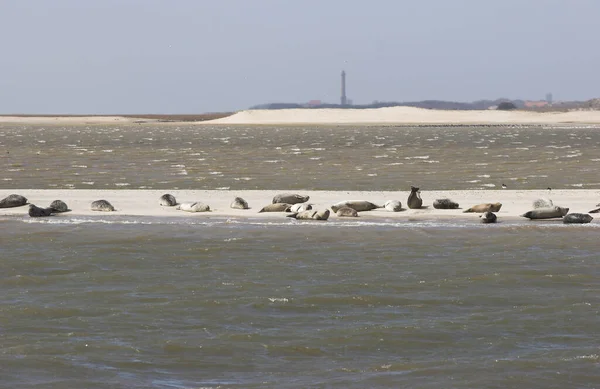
left=28, top=204, right=54, bottom=217
left=589, top=205, right=600, bottom=214
left=433, top=198, right=460, bottom=209
left=176, top=202, right=210, bottom=212
left=159, top=194, right=177, bottom=206
left=521, top=206, right=569, bottom=220
left=49, top=200, right=70, bottom=213
left=91, top=200, right=116, bottom=212
left=330, top=200, right=382, bottom=213
left=480, top=211, right=497, bottom=224
left=287, top=209, right=330, bottom=221
left=290, top=203, right=312, bottom=212
left=563, top=213, right=593, bottom=224
left=407, top=186, right=423, bottom=209
left=230, top=197, right=249, bottom=209
left=384, top=200, right=402, bottom=212
left=463, top=203, right=502, bottom=213
left=272, top=193, right=309, bottom=205
left=532, top=198, right=553, bottom=209
left=258, top=203, right=292, bottom=213
left=336, top=206, right=359, bottom=217
left=0, top=194, right=28, bottom=208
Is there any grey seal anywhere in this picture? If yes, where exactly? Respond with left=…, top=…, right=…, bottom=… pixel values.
left=272, top=193, right=309, bottom=205
left=258, top=203, right=292, bottom=213
left=176, top=202, right=210, bottom=212
left=336, top=206, right=359, bottom=217
left=589, top=206, right=600, bottom=214
left=28, top=204, right=54, bottom=217
left=384, top=200, right=402, bottom=212
left=521, top=206, right=569, bottom=220
left=480, top=211, right=497, bottom=224
left=463, top=203, right=502, bottom=213
left=330, top=200, right=382, bottom=213
left=91, top=200, right=116, bottom=212
left=407, top=186, right=423, bottom=209
left=563, top=213, right=593, bottom=224
left=287, top=209, right=330, bottom=221
left=159, top=194, right=177, bottom=206
left=433, top=198, right=460, bottom=209
left=290, top=203, right=312, bottom=212
left=230, top=197, right=249, bottom=209
left=0, top=194, right=28, bottom=208
left=49, top=200, right=70, bottom=213
left=532, top=198, right=553, bottom=209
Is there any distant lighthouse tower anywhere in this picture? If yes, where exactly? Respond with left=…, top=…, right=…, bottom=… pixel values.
left=341, top=70, right=347, bottom=106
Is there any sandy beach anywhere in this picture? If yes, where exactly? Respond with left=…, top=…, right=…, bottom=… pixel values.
left=1, top=189, right=598, bottom=222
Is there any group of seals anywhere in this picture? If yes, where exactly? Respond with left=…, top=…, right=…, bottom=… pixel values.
left=27, top=200, right=71, bottom=218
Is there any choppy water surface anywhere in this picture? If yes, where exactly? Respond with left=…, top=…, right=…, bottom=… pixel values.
left=2, top=124, right=600, bottom=190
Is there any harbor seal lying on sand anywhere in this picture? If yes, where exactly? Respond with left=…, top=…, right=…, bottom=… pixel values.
left=336, top=206, right=359, bottom=217
left=463, top=203, right=502, bottom=213
left=331, top=200, right=382, bottom=213
left=384, top=200, right=402, bottom=212
left=407, top=186, right=423, bottom=209
left=480, top=211, right=497, bottom=224
left=589, top=205, right=600, bottom=213
left=521, top=206, right=569, bottom=220
left=0, top=194, right=28, bottom=208
left=532, top=198, right=553, bottom=209
left=230, top=197, right=249, bottom=209
left=259, top=203, right=292, bottom=213
left=433, top=198, right=460, bottom=209
left=290, top=203, right=312, bottom=212
left=28, top=204, right=54, bottom=217
left=287, top=209, right=330, bottom=221
left=176, top=202, right=210, bottom=212
left=91, top=200, right=115, bottom=212
left=159, top=194, right=177, bottom=206
left=49, top=200, right=70, bottom=213
left=272, top=193, right=309, bottom=205
left=563, top=213, right=593, bottom=224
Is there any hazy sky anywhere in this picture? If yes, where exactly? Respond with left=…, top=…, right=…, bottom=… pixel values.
left=1, top=0, right=598, bottom=114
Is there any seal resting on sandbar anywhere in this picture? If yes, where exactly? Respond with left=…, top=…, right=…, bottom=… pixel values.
left=290, top=203, right=312, bottom=212
left=532, top=198, right=553, bottom=209
left=287, top=209, right=330, bottom=221
left=176, top=202, right=210, bottom=212
left=49, top=200, right=70, bottom=213
left=91, top=200, right=116, bottom=212
left=159, top=194, right=177, bottom=206
left=384, top=200, right=402, bottom=212
left=480, top=211, right=497, bottom=224
left=336, top=206, right=359, bottom=217
left=28, top=204, right=54, bottom=217
left=521, top=206, right=569, bottom=220
left=433, top=198, right=460, bottom=209
left=330, top=200, right=382, bottom=213
left=272, top=193, right=309, bottom=205
left=588, top=204, right=600, bottom=213
left=563, top=213, right=593, bottom=224
left=259, top=203, right=292, bottom=213
left=0, top=194, right=28, bottom=208
left=407, top=186, right=423, bottom=209
left=463, top=203, right=502, bottom=213
left=230, top=197, right=249, bottom=209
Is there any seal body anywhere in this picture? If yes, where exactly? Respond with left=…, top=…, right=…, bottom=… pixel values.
left=521, top=206, right=569, bottom=220
left=0, top=194, right=28, bottom=208
left=230, top=197, right=249, bottom=209
left=49, top=200, right=70, bottom=213
left=480, top=211, right=497, bottom=224
left=589, top=207, right=600, bottom=214
left=176, top=202, right=210, bottom=212
left=28, top=204, right=54, bottom=217
left=330, top=201, right=381, bottom=213
left=290, top=203, right=312, bottom=212
left=433, top=198, right=459, bottom=209
left=272, top=193, right=309, bottom=205
left=463, top=203, right=502, bottom=213
left=336, top=207, right=359, bottom=217
left=91, top=200, right=115, bottom=212
left=532, top=198, right=553, bottom=209
left=159, top=194, right=177, bottom=206
left=407, top=186, right=423, bottom=209
left=563, top=213, right=593, bottom=224
left=259, top=203, right=292, bottom=213
left=287, top=209, right=330, bottom=221
left=384, top=200, right=402, bottom=212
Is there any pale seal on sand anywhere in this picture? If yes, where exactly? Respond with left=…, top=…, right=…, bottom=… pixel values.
left=407, top=186, right=423, bottom=209
left=532, top=198, right=553, bottom=209
left=480, top=211, right=497, bottom=224
left=290, top=203, right=312, bottom=212
left=258, top=203, right=292, bottom=213
left=563, top=213, right=593, bottom=224
left=463, top=203, right=502, bottom=213
left=230, top=197, right=249, bottom=209
left=91, top=200, right=116, bottom=212
left=287, top=209, right=330, bottom=221
left=336, top=206, right=359, bottom=217
left=159, top=194, right=177, bottom=207
left=272, top=193, right=309, bottom=205
left=384, top=200, right=402, bottom=212
left=433, top=198, right=460, bottom=209
left=28, top=204, right=54, bottom=217
left=176, top=202, right=210, bottom=212
left=521, top=206, right=569, bottom=220
left=330, top=200, right=382, bottom=213
left=0, top=194, right=28, bottom=208
left=49, top=200, right=70, bottom=213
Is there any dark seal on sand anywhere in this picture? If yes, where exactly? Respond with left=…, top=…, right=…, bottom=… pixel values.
left=479, top=211, right=497, bottom=224
left=0, top=194, right=28, bottom=208
left=49, top=200, right=70, bottom=213
left=28, top=204, right=54, bottom=217
left=433, top=198, right=460, bottom=209
left=521, top=206, right=568, bottom=220
left=336, top=206, right=359, bottom=217
left=159, top=194, right=177, bottom=206
left=563, top=213, right=593, bottom=224
left=407, top=186, right=423, bottom=209
left=259, top=203, right=292, bottom=213
left=331, top=200, right=382, bottom=213
left=272, top=193, right=309, bottom=205
left=91, top=200, right=116, bottom=212
left=230, top=197, right=249, bottom=209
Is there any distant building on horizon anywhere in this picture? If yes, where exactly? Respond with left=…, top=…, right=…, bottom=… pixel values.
left=341, top=70, right=348, bottom=106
